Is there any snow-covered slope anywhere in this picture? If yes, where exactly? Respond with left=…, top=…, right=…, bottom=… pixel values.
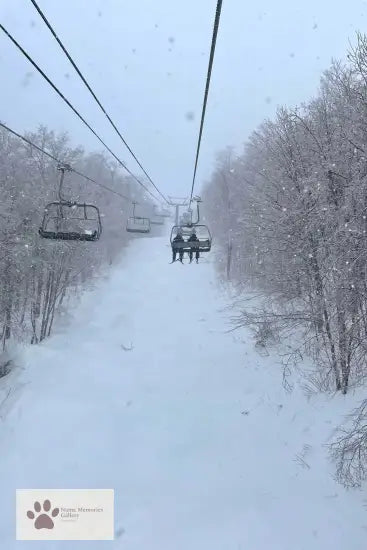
left=0, top=235, right=365, bottom=549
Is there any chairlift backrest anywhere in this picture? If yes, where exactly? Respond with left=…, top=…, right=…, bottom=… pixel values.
left=126, top=201, right=151, bottom=233
left=39, top=201, right=102, bottom=241
left=126, top=216, right=151, bottom=233
left=150, top=214, right=165, bottom=225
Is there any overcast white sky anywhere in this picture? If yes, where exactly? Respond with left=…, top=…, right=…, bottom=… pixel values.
left=1, top=0, right=366, bottom=200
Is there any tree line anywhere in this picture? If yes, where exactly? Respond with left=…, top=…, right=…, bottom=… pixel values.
left=0, top=125, right=153, bottom=369
left=202, top=32, right=367, bottom=488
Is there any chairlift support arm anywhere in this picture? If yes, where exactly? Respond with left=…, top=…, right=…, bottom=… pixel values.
left=57, top=163, right=72, bottom=203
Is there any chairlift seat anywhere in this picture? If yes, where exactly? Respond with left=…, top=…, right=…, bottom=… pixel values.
left=159, top=209, right=171, bottom=218
left=171, top=239, right=211, bottom=252
left=170, top=224, right=212, bottom=253
left=150, top=216, right=165, bottom=226
left=39, top=201, right=102, bottom=242
left=39, top=228, right=98, bottom=241
left=126, top=216, right=151, bottom=233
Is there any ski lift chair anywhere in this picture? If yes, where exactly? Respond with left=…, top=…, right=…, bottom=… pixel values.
left=126, top=202, right=151, bottom=233
left=150, top=215, right=165, bottom=226
left=170, top=224, right=212, bottom=254
left=126, top=216, right=151, bottom=233
left=150, top=205, right=166, bottom=225
left=159, top=208, right=171, bottom=218
left=39, top=164, right=102, bottom=242
left=39, top=202, right=102, bottom=241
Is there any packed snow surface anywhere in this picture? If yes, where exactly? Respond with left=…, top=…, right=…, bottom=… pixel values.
left=0, top=235, right=365, bottom=549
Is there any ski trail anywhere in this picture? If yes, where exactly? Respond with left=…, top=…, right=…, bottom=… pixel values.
left=0, top=236, right=365, bottom=549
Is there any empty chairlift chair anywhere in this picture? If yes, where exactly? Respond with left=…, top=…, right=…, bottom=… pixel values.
left=126, top=202, right=151, bottom=233
left=39, top=164, right=102, bottom=242
left=159, top=208, right=171, bottom=218
left=150, top=217, right=164, bottom=226
left=150, top=205, right=165, bottom=226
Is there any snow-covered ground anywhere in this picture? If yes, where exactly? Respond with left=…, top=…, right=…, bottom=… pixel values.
left=0, top=235, right=366, bottom=549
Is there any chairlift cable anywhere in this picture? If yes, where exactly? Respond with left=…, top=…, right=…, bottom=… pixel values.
left=189, top=0, right=223, bottom=205
left=0, top=121, right=129, bottom=200
left=0, top=23, right=161, bottom=203
left=28, top=0, right=169, bottom=205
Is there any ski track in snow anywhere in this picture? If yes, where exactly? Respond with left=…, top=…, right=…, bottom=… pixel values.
left=0, top=235, right=366, bottom=549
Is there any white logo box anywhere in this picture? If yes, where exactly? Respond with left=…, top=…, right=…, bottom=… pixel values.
left=16, top=489, right=114, bottom=540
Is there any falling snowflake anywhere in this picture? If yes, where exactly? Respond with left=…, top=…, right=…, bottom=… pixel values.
left=185, top=111, right=195, bottom=121
left=21, top=72, right=34, bottom=87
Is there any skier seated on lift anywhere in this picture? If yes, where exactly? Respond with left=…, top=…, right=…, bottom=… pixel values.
left=171, top=229, right=185, bottom=263
left=188, top=229, right=200, bottom=263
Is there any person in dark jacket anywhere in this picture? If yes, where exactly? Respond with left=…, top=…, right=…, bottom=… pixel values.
left=171, top=230, right=185, bottom=263
left=188, top=230, right=200, bottom=263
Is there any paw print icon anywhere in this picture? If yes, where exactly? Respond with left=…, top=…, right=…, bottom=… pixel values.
left=27, top=500, right=59, bottom=529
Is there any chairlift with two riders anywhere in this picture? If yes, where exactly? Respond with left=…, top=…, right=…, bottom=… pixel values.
left=170, top=197, right=212, bottom=258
